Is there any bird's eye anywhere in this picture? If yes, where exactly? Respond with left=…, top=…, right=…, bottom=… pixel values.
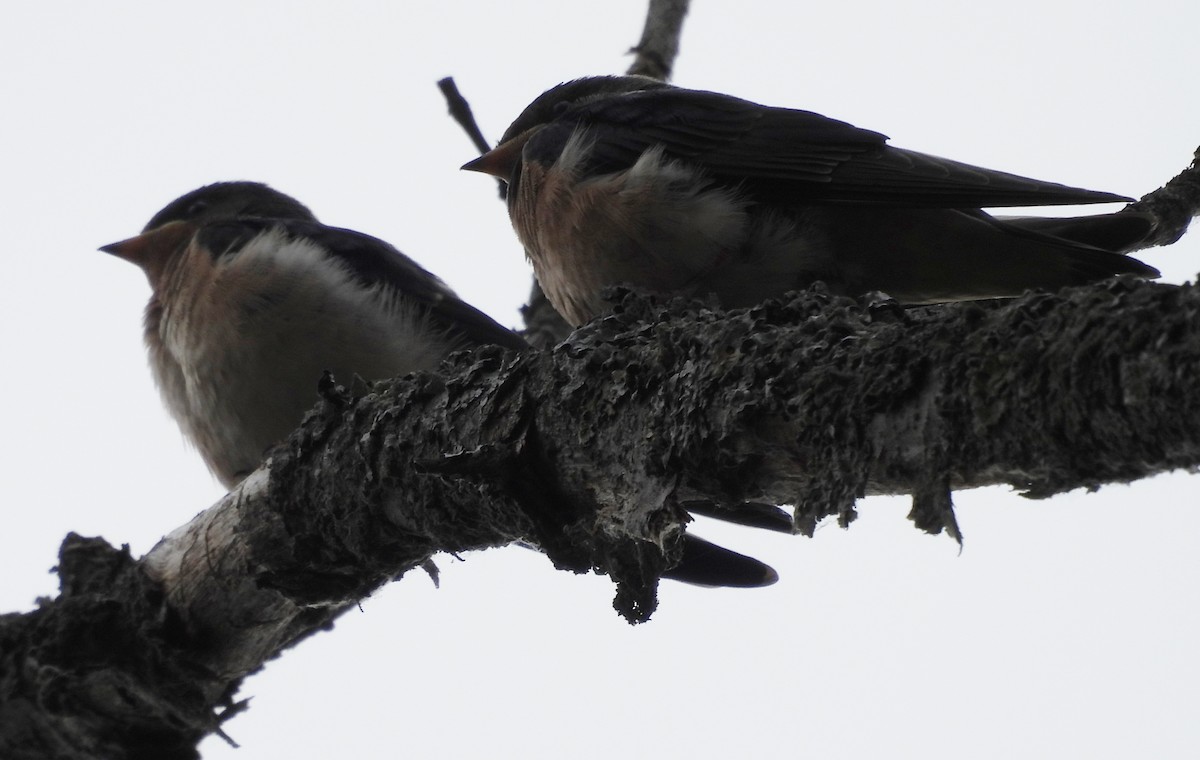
left=186, top=200, right=209, bottom=217
left=552, top=101, right=570, bottom=116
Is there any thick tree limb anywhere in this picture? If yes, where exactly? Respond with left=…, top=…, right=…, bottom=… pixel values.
left=4, top=274, right=1199, bottom=757
left=8, top=0, right=1192, bottom=755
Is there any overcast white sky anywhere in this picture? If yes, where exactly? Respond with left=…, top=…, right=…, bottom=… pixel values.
left=2, top=2, right=1198, bottom=758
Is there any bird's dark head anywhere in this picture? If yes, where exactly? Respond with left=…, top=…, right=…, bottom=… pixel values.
left=142, top=181, right=317, bottom=233
left=498, top=75, right=668, bottom=143
left=462, top=76, right=670, bottom=181
left=101, top=182, right=315, bottom=287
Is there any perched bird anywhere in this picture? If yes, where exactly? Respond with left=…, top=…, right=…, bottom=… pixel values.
left=101, top=181, right=776, bottom=587
left=101, top=182, right=527, bottom=489
left=464, top=75, right=1159, bottom=326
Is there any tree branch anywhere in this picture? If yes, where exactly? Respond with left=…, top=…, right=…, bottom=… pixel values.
left=8, top=1, right=1197, bottom=751
left=1128, top=145, right=1200, bottom=250
left=627, top=0, right=690, bottom=80
left=4, top=272, right=1199, bottom=756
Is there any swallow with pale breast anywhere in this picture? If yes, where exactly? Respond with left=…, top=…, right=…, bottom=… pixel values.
left=464, top=75, right=1159, bottom=326
left=101, top=181, right=778, bottom=588
left=101, top=182, right=527, bottom=489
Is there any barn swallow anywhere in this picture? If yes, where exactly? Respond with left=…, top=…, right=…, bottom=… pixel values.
left=464, top=75, right=1159, bottom=326
left=100, top=181, right=777, bottom=588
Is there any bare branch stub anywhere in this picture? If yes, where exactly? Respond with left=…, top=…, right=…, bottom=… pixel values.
left=1128, top=145, right=1200, bottom=251
left=437, top=76, right=492, bottom=155
left=437, top=76, right=506, bottom=200
left=0, top=536, right=223, bottom=759
left=627, top=0, right=690, bottom=80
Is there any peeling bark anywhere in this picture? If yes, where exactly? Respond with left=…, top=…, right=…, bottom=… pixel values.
left=4, top=277, right=1198, bottom=757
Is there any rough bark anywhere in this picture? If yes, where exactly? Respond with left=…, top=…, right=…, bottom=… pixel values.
left=8, top=0, right=1200, bottom=754
left=627, top=0, right=690, bottom=81
left=1129, top=146, right=1200, bottom=251
left=3, top=275, right=1199, bottom=757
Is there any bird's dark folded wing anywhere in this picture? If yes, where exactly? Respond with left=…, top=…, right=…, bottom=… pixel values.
left=681, top=500, right=795, bottom=533
left=533, top=87, right=884, bottom=182
left=953, top=208, right=1157, bottom=277
left=809, top=146, right=1130, bottom=206
left=664, top=534, right=779, bottom=588
left=200, top=218, right=528, bottom=352
left=996, top=211, right=1155, bottom=252
left=547, top=87, right=1127, bottom=208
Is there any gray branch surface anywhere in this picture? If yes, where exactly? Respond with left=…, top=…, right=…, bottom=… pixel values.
left=4, top=275, right=1200, bottom=757
left=1128, top=146, right=1200, bottom=250
left=627, top=0, right=690, bottom=80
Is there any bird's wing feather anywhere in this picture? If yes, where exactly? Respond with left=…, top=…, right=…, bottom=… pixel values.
left=665, top=534, right=779, bottom=588
left=200, top=218, right=528, bottom=352
left=540, top=87, right=1127, bottom=207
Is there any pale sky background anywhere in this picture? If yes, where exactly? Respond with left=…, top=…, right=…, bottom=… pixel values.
left=2, top=2, right=1198, bottom=758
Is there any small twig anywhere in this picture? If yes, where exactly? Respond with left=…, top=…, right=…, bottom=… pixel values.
left=437, top=76, right=506, bottom=199
left=437, top=76, right=492, bottom=154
